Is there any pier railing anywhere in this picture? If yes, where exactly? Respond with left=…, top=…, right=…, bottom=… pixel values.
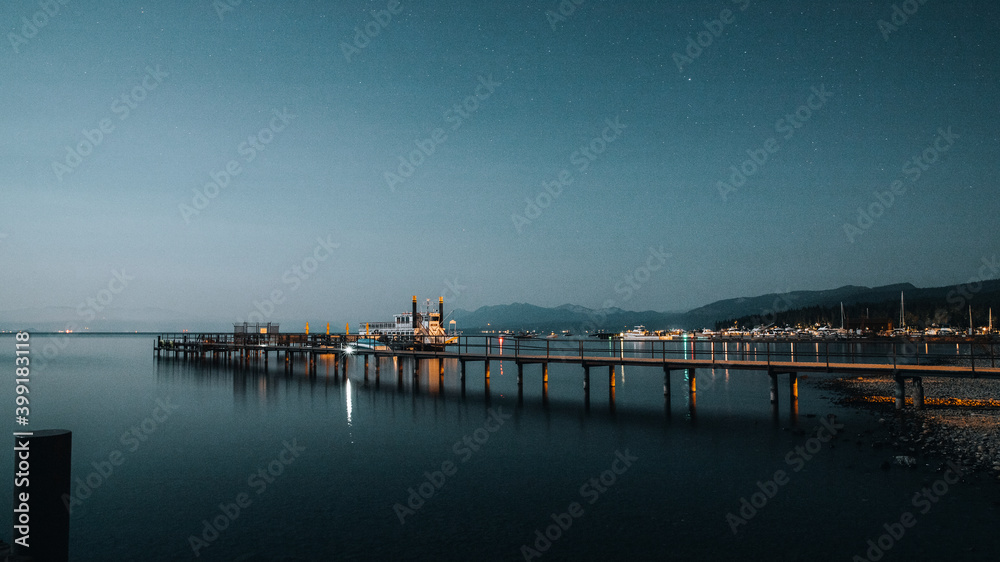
left=447, top=335, right=998, bottom=370
left=156, top=332, right=999, bottom=371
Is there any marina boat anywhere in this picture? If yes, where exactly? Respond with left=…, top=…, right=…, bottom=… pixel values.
left=621, top=326, right=662, bottom=341
left=351, top=337, right=389, bottom=351
left=358, top=296, right=454, bottom=350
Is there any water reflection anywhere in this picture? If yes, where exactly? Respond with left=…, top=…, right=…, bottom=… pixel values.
left=156, top=344, right=823, bottom=425
left=345, top=378, right=353, bottom=427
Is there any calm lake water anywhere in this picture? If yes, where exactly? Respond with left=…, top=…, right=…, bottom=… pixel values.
left=1, top=334, right=997, bottom=561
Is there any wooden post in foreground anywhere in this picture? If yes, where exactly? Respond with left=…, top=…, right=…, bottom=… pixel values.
left=13, top=430, right=72, bottom=562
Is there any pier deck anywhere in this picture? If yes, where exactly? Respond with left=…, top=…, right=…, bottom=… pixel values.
left=155, top=333, right=999, bottom=411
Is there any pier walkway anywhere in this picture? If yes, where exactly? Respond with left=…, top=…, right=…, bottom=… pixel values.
left=155, top=333, right=999, bottom=411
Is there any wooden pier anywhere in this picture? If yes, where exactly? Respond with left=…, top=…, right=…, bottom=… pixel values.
left=155, top=333, right=1000, bottom=412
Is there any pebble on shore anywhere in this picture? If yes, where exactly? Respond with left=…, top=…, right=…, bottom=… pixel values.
left=818, top=375, right=1000, bottom=479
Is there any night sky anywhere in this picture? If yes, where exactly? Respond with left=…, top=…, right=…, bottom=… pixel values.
left=1, top=0, right=997, bottom=327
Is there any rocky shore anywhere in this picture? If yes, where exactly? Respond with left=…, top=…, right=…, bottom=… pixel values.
left=817, top=375, right=1000, bottom=480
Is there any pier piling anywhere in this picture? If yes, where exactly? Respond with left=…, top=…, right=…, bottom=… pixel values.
left=894, top=374, right=906, bottom=410
left=153, top=332, right=1000, bottom=419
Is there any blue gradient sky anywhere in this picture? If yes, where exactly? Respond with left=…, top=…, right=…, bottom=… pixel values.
left=1, top=0, right=997, bottom=326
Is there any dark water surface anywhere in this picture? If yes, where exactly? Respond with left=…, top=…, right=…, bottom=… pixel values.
left=1, top=334, right=997, bottom=561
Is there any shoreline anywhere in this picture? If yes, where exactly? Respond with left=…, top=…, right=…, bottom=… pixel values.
left=817, top=375, right=1000, bottom=480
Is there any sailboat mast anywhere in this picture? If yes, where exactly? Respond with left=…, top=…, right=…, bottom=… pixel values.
left=900, top=291, right=905, bottom=330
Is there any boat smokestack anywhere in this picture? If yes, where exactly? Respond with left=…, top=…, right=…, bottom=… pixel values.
left=412, top=295, right=418, bottom=328
left=439, top=296, right=444, bottom=322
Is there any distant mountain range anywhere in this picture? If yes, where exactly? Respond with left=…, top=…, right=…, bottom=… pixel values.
left=449, top=303, right=683, bottom=334
left=3, top=279, right=997, bottom=333
left=450, top=280, right=1000, bottom=332
left=718, top=280, right=1000, bottom=330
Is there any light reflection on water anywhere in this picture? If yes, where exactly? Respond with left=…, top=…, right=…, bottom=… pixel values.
left=346, top=378, right=353, bottom=426
left=0, top=334, right=995, bottom=561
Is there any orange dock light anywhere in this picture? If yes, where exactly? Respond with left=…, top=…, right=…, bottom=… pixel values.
left=305, top=322, right=309, bottom=335
left=326, top=322, right=330, bottom=335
